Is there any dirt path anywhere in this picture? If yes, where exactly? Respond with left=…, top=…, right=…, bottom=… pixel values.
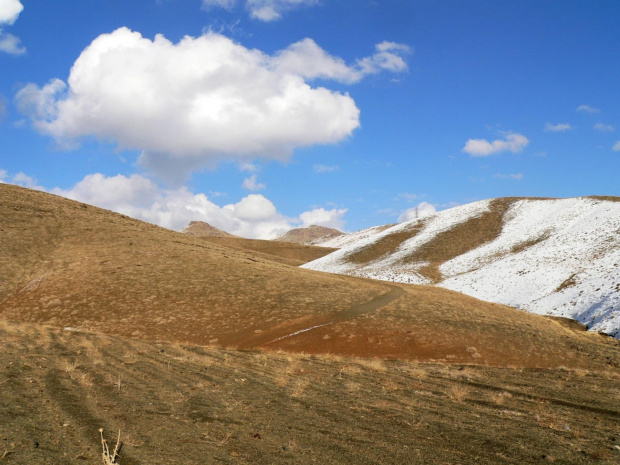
left=235, top=285, right=405, bottom=349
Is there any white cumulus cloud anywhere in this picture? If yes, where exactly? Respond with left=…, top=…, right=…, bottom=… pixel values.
left=0, top=0, right=24, bottom=55
left=274, top=39, right=410, bottom=84
left=48, top=173, right=292, bottom=237
left=15, top=29, right=408, bottom=183
left=0, top=0, right=22, bottom=24
left=299, top=207, right=347, bottom=230
left=544, top=122, right=572, bottom=132
left=3, top=170, right=345, bottom=239
left=398, top=202, right=436, bottom=222
left=462, top=133, right=529, bottom=157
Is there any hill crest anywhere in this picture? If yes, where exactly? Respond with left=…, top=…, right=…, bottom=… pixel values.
left=181, top=220, right=237, bottom=238
left=276, top=224, right=343, bottom=245
left=304, top=196, right=620, bottom=338
left=3, top=184, right=618, bottom=367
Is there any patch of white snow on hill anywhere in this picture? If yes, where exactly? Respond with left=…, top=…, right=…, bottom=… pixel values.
left=439, top=198, right=620, bottom=336
left=313, top=224, right=395, bottom=248
left=303, top=199, right=492, bottom=281
left=304, top=197, right=620, bottom=338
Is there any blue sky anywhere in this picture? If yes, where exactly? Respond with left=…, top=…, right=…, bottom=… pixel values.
left=1, top=0, right=619, bottom=238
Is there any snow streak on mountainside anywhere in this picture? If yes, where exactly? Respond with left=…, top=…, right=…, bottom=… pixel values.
left=303, top=197, right=620, bottom=338
left=312, top=224, right=396, bottom=248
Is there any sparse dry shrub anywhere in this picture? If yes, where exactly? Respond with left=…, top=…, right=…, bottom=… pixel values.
left=77, top=372, right=94, bottom=388
left=491, top=391, right=512, bottom=405
left=312, top=352, right=344, bottom=363
left=285, top=359, right=302, bottom=375
left=346, top=381, right=362, bottom=393
left=340, top=364, right=362, bottom=377
left=588, top=448, right=613, bottom=460
left=532, top=403, right=564, bottom=430
left=100, top=429, right=121, bottom=464
left=64, top=359, right=79, bottom=373
left=447, top=384, right=469, bottom=402
left=290, top=378, right=309, bottom=398
left=274, top=374, right=289, bottom=387
left=465, top=347, right=481, bottom=359
left=357, top=358, right=388, bottom=372
left=202, top=427, right=232, bottom=447
left=382, top=379, right=400, bottom=392
left=253, top=353, right=268, bottom=367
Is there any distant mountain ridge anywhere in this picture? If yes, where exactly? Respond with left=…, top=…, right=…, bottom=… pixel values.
left=276, top=224, right=344, bottom=245
left=181, top=221, right=237, bottom=238
left=304, top=196, right=620, bottom=338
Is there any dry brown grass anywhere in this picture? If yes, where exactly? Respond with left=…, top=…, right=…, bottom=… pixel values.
left=1, top=321, right=619, bottom=465
left=0, top=183, right=383, bottom=349
left=447, top=384, right=469, bottom=401
left=555, top=273, right=578, bottom=292
left=510, top=231, right=551, bottom=254
left=356, top=358, right=388, bottom=372
left=199, top=236, right=336, bottom=266
left=2, top=185, right=619, bottom=372
left=344, top=222, right=426, bottom=265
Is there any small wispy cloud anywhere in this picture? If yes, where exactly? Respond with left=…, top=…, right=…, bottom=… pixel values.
left=613, top=141, right=620, bottom=152
left=202, top=0, right=319, bottom=22
left=313, top=164, right=339, bottom=173
left=493, top=173, right=524, bottom=180
left=544, top=122, right=572, bottom=132
left=462, top=133, right=529, bottom=157
left=240, top=162, right=259, bottom=172
left=395, top=192, right=418, bottom=202
left=242, top=174, right=266, bottom=191
left=576, top=104, right=600, bottom=114
left=2, top=171, right=45, bottom=190
left=593, top=122, right=615, bottom=133
left=209, top=191, right=227, bottom=198
left=0, top=94, right=7, bottom=121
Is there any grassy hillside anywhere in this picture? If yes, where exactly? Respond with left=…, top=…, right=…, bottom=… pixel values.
left=197, top=236, right=336, bottom=266
left=1, top=183, right=619, bottom=369
left=1, top=320, right=619, bottom=465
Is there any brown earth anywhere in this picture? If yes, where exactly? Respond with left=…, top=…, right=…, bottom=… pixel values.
left=275, top=224, right=343, bottom=245
left=1, top=320, right=619, bottom=465
left=1, top=184, right=619, bottom=370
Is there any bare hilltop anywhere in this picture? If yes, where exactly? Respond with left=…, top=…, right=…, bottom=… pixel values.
left=275, top=224, right=344, bottom=245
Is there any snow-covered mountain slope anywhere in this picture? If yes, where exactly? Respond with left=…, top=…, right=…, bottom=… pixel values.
left=311, top=224, right=395, bottom=248
left=303, top=197, right=620, bottom=337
